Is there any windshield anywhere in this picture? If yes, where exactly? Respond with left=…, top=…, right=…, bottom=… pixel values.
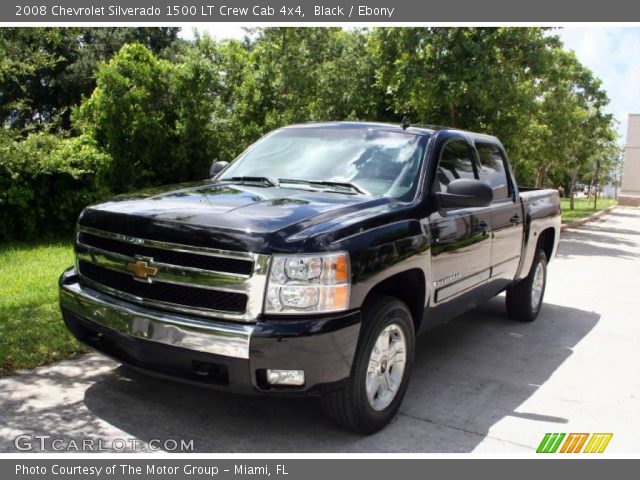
left=220, top=127, right=427, bottom=199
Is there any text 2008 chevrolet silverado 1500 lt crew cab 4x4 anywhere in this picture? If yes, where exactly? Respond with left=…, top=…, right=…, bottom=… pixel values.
left=59, top=122, right=560, bottom=433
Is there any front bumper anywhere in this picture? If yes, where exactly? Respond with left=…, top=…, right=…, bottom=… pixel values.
left=59, top=268, right=361, bottom=395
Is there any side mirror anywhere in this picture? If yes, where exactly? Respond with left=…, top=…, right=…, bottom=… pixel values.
left=436, top=179, right=493, bottom=208
left=210, top=161, right=229, bottom=178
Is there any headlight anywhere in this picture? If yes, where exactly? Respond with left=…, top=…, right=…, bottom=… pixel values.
left=264, top=252, right=350, bottom=314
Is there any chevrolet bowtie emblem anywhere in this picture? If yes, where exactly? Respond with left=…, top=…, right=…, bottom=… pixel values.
left=126, top=259, right=158, bottom=280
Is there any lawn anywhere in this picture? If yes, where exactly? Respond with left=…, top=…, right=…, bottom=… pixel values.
left=560, top=197, right=617, bottom=224
left=0, top=239, right=86, bottom=376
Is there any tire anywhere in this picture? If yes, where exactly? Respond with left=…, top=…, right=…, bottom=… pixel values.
left=506, top=249, right=547, bottom=322
left=321, top=295, right=415, bottom=434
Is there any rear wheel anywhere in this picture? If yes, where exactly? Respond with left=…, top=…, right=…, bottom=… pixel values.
left=506, top=249, right=547, bottom=322
left=321, top=295, right=415, bottom=434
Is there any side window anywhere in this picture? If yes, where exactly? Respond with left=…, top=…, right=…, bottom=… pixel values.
left=475, top=143, right=511, bottom=201
left=435, top=140, right=477, bottom=192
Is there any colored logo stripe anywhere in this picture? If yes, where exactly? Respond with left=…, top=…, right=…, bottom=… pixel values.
left=536, top=433, right=566, bottom=453
left=583, top=433, right=613, bottom=453
left=560, top=433, right=589, bottom=453
left=537, top=433, right=613, bottom=453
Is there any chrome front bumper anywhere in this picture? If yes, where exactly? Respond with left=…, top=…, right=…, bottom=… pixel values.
left=59, top=270, right=254, bottom=359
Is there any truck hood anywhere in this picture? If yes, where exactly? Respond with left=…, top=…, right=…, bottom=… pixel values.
left=79, top=180, right=393, bottom=253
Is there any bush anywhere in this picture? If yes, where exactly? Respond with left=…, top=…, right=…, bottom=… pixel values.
left=0, top=133, right=111, bottom=240
left=75, top=43, right=220, bottom=193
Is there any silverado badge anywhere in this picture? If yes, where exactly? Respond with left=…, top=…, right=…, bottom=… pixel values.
left=126, top=258, right=158, bottom=280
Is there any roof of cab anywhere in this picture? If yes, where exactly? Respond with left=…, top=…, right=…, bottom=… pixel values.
left=282, top=121, right=501, bottom=144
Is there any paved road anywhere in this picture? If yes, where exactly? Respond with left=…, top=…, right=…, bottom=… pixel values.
left=1, top=208, right=639, bottom=453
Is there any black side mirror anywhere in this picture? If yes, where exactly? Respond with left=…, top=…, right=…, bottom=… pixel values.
left=210, top=161, right=229, bottom=178
left=436, top=179, right=493, bottom=208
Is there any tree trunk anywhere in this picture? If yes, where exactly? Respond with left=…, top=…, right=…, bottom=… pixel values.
left=569, top=171, right=578, bottom=210
left=593, top=159, right=600, bottom=210
left=587, top=171, right=595, bottom=203
left=535, top=165, right=547, bottom=188
left=279, top=29, right=287, bottom=114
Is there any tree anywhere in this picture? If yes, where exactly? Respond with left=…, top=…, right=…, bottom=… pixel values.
left=76, top=42, right=230, bottom=192
left=0, top=131, right=110, bottom=240
left=369, top=27, right=616, bottom=190
left=226, top=28, right=387, bottom=132
left=370, top=28, right=557, bottom=151
left=75, top=43, right=181, bottom=191
left=539, top=49, right=616, bottom=207
left=1, top=27, right=621, bottom=240
left=0, top=27, right=179, bottom=133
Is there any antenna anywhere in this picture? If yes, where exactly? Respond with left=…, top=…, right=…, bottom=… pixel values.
left=401, top=114, right=410, bottom=130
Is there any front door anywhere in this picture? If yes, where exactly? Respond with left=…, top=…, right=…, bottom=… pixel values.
left=428, top=138, right=492, bottom=306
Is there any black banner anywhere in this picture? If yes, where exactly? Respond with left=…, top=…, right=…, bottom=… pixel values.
left=3, top=0, right=640, bottom=22
left=3, top=459, right=639, bottom=480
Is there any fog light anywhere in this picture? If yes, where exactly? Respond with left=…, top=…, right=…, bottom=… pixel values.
left=266, top=369, right=305, bottom=386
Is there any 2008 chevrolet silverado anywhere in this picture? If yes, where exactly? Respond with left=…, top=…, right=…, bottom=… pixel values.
left=59, top=122, right=560, bottom=433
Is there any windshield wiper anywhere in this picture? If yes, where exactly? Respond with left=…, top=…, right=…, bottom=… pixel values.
left=221, top=176, right=278, bottom=187
left=278, top=178, right=368, bottom=195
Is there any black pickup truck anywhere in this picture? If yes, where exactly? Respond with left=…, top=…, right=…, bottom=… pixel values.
left=59, top=122, right=560, bottom=433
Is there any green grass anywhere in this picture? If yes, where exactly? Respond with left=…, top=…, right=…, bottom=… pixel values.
left=0, top=239, right=86, bottom=376
left=560, top=197, right=616, bottom=224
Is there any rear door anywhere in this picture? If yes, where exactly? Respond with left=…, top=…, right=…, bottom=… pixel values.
left=429, top=137, right=492, bottom=304
left=475, top=141, right=523, bottom=286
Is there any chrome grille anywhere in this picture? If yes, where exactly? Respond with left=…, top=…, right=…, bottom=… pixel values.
left=78, top=231, right=254, bottom=275
left=75, top=226, right=270, bottom=322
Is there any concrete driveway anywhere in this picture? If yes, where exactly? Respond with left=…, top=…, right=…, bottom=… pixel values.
left=1, top=208, right=639, bottom=453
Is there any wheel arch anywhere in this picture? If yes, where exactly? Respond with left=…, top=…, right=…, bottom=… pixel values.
left=361, top=268, right=426, bottom=332
left=538, top=227, right=556, bottom=263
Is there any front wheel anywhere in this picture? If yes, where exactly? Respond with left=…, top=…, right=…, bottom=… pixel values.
left=321, top=295, right=415, bottom=434
left=506, top=249, right=547, bottom=322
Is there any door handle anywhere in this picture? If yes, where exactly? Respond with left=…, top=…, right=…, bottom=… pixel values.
left=510, top=214, right=521, bottom=225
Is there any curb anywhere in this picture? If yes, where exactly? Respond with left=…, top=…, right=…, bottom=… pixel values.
left=560, top=205, right=616, bottom=232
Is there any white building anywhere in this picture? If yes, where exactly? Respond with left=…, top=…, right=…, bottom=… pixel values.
left=620, top=113, right=640, bottom=206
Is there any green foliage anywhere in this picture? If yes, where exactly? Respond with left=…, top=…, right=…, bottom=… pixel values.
left=0, top=27, right=621, bottom=241
left=537, top=50, right=617, bottom=193
left=184, top=28, right=390, bottom=163
left=76, top=43, right=219, bottom=192
left=0, top=27, right=179, bottom=133
left=369, top=27, right=618, bottom=188
left=245, top=28, right=385, bottom=126
left=173, top=42, right=226, bottom=177
left=0, top=132, right=111, bottom=240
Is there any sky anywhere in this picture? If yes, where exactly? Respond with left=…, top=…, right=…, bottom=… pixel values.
left=179, top=26, right=640, bottom=144
left=557, top=27, right=640, bottom=143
